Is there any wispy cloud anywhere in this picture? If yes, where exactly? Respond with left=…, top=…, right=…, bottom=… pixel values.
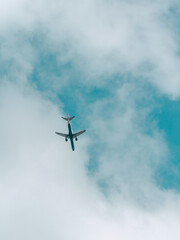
left=1, top=0, right=180, bottom=96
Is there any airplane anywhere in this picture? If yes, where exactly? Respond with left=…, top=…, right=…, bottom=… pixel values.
left=55, top=116, right=86, bottom=151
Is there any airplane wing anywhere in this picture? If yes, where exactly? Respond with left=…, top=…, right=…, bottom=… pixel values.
left=72, top=130, right=86, bottom=138
left=55, top=132, right=69, bottom=138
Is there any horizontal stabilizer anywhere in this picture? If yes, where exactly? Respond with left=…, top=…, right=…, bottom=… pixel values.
left=55, top=132, right=69, bottom=138
left=73, top=130, right=86, bottom=138
left=62, top=116, right=75, bottom=122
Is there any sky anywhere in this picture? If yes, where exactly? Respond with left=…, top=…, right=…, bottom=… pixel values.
left=0, top=0, right=180, bottom=239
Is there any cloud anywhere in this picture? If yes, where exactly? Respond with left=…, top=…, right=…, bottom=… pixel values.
left=1, top=0, right=180, bottom=97
left=86, top=83, right=168, bottom=204
left=26, top=0, right=180, bottom=98
left=0, top=81, right=98, bottom=239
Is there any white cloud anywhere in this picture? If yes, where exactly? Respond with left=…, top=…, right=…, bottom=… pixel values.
left=0, top=81, right=98, bottom=239
left=1, top=0, right=180, bottom=97
left=86, top=83, right=168, bottom=205
left=27, top=0, right=180, bottom=98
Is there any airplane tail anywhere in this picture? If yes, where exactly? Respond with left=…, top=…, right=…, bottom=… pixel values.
left=62, top=116, right=75, bottom=122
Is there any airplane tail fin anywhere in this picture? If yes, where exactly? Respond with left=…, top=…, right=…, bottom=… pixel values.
left=62, top=116, right=75, bottom=122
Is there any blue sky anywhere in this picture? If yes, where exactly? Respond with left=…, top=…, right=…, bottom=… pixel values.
left=153, top=97, right=180, bottom=189
left=0, top=0, right=180, bottom=239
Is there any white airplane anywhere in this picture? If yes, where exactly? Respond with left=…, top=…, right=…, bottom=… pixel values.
left=55, top=116, right=86, bottom=151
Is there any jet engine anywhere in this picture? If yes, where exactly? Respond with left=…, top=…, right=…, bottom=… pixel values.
left=75, top=137, right=78, bottom=141
left=65, top=138, right=68, bottom=141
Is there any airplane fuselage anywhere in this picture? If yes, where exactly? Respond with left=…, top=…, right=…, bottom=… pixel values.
left=68, top=123, right=75, bottom=151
